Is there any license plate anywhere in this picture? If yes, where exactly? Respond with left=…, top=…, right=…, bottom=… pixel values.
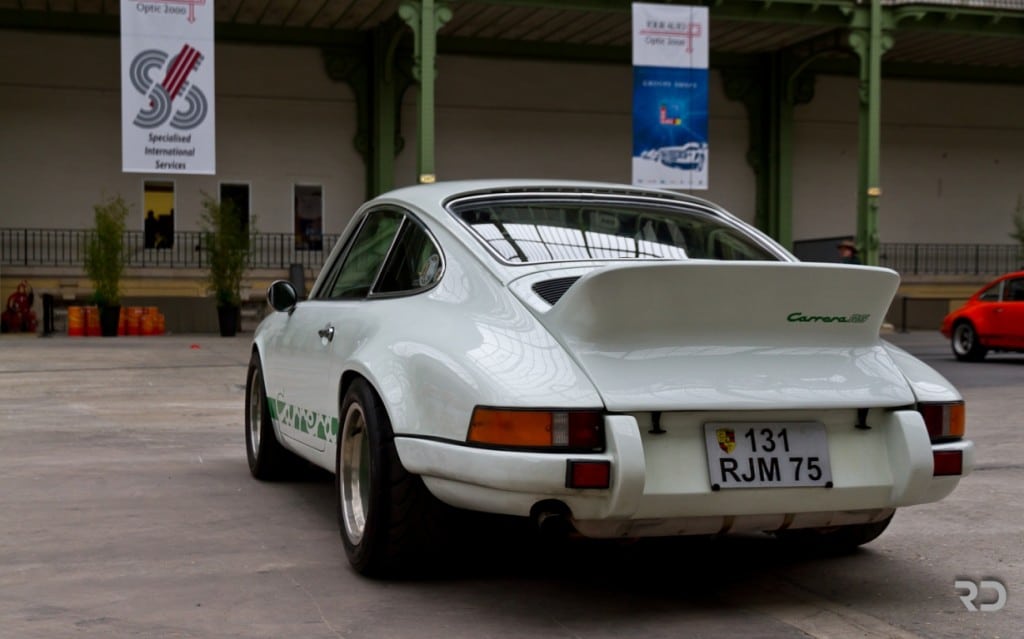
left=703, top=422, right=832, bottom=489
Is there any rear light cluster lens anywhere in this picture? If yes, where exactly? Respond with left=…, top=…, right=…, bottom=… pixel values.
left=467, top=408, right=604, bottom=450
left=566, top=460, right=611, bottom=489
left=932, top=450, right=964, bottom=476
left=918, top=401, right=966, bottom=442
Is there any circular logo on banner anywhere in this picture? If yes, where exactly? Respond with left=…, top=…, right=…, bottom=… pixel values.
left=129, top=45, right=208, bottom=130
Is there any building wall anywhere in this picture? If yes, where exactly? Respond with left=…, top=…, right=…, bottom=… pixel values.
left=2, top=29, right=1023, bottom=246
left=792, top=75, right=1024, bottom=244
left=398, top=55, right=756, bottom=223
left=0, top=30, right=364, bottom=236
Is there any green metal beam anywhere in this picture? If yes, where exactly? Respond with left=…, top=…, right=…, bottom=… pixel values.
left=461, top=0, right=861, bottom=25
left=0, top=8, right=367, bottom=46
left=323, top=28, right=415, bottom=199
left=399, top=0, right=452, bottom=184
left=892, top=7, right=1024, bottom=38
left=848, top=0, right=891, bottom=266
left=368, top=20, right=413, bottom=196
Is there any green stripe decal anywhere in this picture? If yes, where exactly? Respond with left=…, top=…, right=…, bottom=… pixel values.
left=267, top=397, right=340, bottom=444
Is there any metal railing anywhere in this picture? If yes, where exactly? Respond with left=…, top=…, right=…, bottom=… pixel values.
left=0, top=229, right=340, bottom=271
left=879, top=243, right=1022, bottom=276
left=2, top=229, right=1022, bottom=276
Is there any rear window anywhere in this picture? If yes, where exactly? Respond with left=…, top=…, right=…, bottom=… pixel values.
left=449, top=198, right=778, bottom=264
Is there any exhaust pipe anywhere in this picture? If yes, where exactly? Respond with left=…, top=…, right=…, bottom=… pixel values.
left=530, top=500, right=573, bottom=538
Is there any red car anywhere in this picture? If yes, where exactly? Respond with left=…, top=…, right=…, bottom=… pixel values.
left=941, top=270, right=1024, bottom=361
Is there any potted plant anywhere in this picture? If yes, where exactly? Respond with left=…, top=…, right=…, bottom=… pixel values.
left=84, top=195, right=128, bottom=337
left=200, top=193, right=250, bottom=336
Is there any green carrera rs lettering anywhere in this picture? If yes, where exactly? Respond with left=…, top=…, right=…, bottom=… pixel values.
left=787, top=312, right=871, bottom=324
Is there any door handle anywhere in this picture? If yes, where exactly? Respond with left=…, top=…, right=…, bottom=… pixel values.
left=318, top=325, right=335, bottom=342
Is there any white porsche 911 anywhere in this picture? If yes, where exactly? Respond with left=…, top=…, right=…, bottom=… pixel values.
left=246, top=180, right=973, bottom=576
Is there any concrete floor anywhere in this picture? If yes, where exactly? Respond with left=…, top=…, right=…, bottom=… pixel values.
left=0, top=332, right=1020, bottom=638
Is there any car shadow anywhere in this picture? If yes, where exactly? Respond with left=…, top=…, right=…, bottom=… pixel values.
left=268, top=468, right=912, bottom=610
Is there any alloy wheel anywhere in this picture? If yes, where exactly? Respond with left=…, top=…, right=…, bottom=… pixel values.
left=340, top=402, right=372, bottom=545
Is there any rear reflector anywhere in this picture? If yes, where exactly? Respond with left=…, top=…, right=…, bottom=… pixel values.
left=919, top=401, right=966, bottom=441
left=566, top=460, right=611, bottom=489
left=933, top=450, right=963, bottom=476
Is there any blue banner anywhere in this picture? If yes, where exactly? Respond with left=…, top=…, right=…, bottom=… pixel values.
left=632, top=3, right=709, bottom=189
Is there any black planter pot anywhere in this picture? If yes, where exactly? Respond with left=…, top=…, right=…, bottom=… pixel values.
left=99, top=305, right=121, bottom=337
left=217, top=304, right=240, bottom=337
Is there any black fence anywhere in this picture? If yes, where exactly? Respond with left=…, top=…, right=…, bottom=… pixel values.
left=2, top=229, right=1022, bottom=276
left=0, top=229, right=340, bottom=271
left=879, top=243, right=1022, bottom=276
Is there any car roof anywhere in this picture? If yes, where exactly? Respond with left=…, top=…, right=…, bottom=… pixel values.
left=977, top=270, right=1024, bottom=290
left=339, top=179, right=793, bottom=282
left=362, top=179, right=734, bottom=233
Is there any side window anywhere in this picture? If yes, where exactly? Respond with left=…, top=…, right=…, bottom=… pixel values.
left=323, top=210, right=403, bottom=300
left=1007, top=278, right=1024, bottom=302
left=375, top=221, right=443, bottom=294
left=978, top=283, right=1001, bottom=302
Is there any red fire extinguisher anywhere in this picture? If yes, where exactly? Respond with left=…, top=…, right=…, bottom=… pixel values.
left=2, top=280, right=38, bottom=333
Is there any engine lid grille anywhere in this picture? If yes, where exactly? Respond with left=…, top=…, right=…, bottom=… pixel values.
left=532, top=276, right=580, bottom=306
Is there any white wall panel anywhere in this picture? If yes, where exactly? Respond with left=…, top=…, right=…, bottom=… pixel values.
left=0, top=31, right=364, bottom=234
left=397, top=56, right=756, bottom=223
left=792, top=75, right=1024, bottom=244
left=4, top=30, right=1022, bottom=247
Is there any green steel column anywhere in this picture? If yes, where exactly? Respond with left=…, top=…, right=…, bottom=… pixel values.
left=399, top=1, right=452, bottom=184
left=849, top=0, right=891, bottom=266
left=370, top=24, right=403, bottom=196
left=723, top=53, right=806, bottom=249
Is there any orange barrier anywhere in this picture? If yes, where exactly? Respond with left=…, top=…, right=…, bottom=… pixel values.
left=67, top=306, right=84, bottom=336
left=126, top=307, right=142, bottom=335
left=68, top=305, right=165, bottom=337
left=84, top=306, right=101, bottom=336
left=141, top=311, right=155, bottom=336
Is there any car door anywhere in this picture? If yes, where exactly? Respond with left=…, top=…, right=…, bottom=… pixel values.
left=271, top=209, right=404, bottom=454
left=990, top=277, right=1024, bottom=348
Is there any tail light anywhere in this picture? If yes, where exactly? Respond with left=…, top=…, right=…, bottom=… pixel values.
left=918, top=401, right=966, bottom=442
left=467, top=408, right=604, bottom=451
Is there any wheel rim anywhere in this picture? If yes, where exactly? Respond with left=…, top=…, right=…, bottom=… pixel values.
left=953, top=324, right=974, bottom=356
left=248, top=368, right=262, bottom=458
left=340, top=402, right=371, bottom=545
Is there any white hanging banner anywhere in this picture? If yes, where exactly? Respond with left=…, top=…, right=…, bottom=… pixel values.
left=121, top=0, right=215, bottom=174
left=631, top=3, right=709, bottom=190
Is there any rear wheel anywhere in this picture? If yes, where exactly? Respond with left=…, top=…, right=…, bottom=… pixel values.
left=337, top=378, right=448, bottom=577
left=777, top=513, right=894, bottom=554
left=245, top=351, right=296, bottom=479
left=952, top=321, right=987, bottom=361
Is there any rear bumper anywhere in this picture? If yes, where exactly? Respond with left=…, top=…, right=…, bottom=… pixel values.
left=395, top=410, right=973, bottom=538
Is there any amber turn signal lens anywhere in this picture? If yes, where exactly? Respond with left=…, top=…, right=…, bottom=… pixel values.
left=919, top=402, right=966, bottom=441
left=467, top=408, right=604, bottom=450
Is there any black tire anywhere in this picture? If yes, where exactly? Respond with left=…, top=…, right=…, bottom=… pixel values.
left=776, top=513, right=894, bottom=554
left=245, top=351, right=296, bottom=479
left=951, top=321, right=988, bottom=362
left=336, top=378, right=448, bottom=577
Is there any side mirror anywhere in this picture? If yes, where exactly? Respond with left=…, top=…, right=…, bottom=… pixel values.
left=267, top=280, right=298, bottom=313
